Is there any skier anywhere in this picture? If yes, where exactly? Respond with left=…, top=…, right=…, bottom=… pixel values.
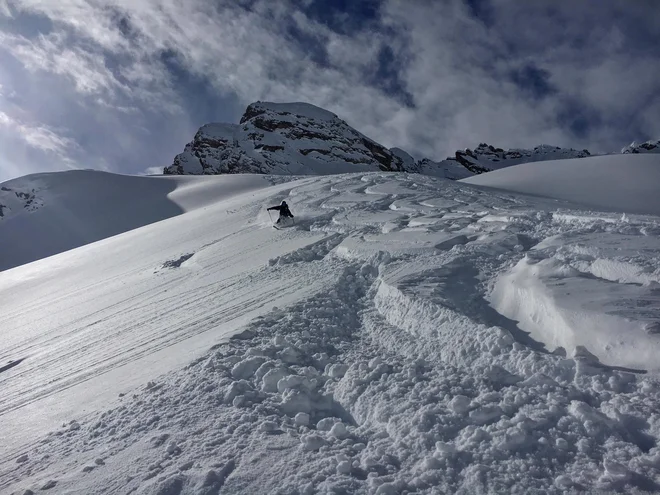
left=267, top=200, right=294, bottom=225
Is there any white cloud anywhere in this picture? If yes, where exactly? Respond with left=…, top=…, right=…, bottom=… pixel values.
left=0, top=31, right=126, bottom=96
left=0, top=1, right=10, bottom=16
left=0, top=0, right=657, bottom=181
left=141, top=165, right=164, bottom=176
left=0, top=110, right=78, bottom=157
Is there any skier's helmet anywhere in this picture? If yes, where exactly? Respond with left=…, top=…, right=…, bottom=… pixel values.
left=281, top=200, right=287, bottom=206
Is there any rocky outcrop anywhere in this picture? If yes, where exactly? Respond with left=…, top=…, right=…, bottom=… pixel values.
left=164, top=102, right=408, bottom=176
left=621, top=140, right=660, bottom=154
left=442, top=143, right=591, bottom=175
left=0, top=185, right=43, bottom=220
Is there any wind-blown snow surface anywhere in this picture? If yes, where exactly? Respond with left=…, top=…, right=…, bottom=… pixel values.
left=3, top=168, right=660, bottom=493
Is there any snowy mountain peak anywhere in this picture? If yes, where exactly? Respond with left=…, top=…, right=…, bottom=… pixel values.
left=164, top=101, right=600, bottom=179
left=621, top=139, right=660, bottom=154
left=164, top=101, right=407, bottom=176
left=240, top=101, right=339, bottom=124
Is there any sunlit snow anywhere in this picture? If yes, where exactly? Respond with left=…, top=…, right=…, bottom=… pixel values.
left=2, top=153, right=660, bottom=493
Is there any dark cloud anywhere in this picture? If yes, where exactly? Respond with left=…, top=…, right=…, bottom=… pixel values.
left=509, top=63, right=556, bottom=101
left=465, top=0, right=495, bottom=27
left=295, top=0, right=381, bottom=35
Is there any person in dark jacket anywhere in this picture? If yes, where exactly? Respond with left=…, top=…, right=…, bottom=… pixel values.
left=267, top=200, right=294, bottom=224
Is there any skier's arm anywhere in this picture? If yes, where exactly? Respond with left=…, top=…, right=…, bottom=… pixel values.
left=267, top=205, right=282, bottom=211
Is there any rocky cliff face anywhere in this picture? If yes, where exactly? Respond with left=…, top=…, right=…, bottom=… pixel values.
left=164, top=102, right=408, bottom=176
left=621, top=139, right=660, bottom=154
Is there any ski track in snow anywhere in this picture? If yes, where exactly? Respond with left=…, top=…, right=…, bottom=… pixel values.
left=3, top=172, right=660, bottom=493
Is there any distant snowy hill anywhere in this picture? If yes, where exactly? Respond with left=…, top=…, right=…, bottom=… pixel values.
left=164, top=101, right=409, bottom=176
left=0, top=170, right=269, bottom=271
left=621, top=138, right=660, bottom=154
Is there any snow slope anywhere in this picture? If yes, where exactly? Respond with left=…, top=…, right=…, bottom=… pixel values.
left=3, top=167, right=660, bottom=494
left=463, top=153, right=660, bottom=216
left=0, top=170, right=271, bottom=272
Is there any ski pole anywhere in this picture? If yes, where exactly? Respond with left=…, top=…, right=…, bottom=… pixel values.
left=267, top=210, right=274, bottom=224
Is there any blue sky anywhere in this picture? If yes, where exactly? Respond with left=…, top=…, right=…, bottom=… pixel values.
left=0, top=0, right=658, bottom=181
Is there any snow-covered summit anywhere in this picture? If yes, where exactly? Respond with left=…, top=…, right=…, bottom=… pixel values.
left=437, top=142, right=591, bottom=175
left=241, top=101, right=339, bottom=123
left=621, top=139, right=660, bottom=154
left=164, top=101, right=408, bottom=176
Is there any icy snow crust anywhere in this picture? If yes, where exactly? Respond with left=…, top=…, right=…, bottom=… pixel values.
left=3, top=168, right=660, bottom=493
